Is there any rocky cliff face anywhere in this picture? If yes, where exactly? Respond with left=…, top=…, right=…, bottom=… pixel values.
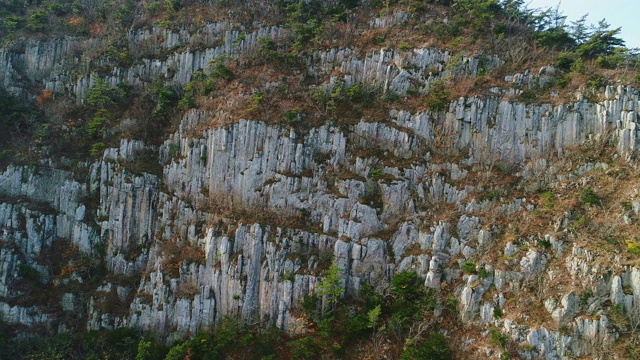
left=0, top=8, right=639, bottom=360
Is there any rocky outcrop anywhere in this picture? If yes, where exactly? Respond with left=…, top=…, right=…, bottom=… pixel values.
left=1, top=9, right=640, bottom=359
left=0, top=97, right=633, bottom=356
left=0, top=19, right=503, bottom=103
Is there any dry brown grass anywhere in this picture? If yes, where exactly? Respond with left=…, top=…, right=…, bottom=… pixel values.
left=175, top=279, right=201, bottom=298
left=159, top=236, right=206, bottom=278
left=198, top=191, right=317, bottom=233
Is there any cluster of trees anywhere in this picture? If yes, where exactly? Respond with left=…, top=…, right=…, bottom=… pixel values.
left=0, top=88, right=43, bottom=166
left=427, top=0, right=631, bottom=60
left=525, top=2, right=631, bottom=64
left=0, top=0, right=186, bottom=39
left=524, top=6, right=631, bottom=69
left=0, top=0, right=84, bottom=37
left=0, top=89, right=38, bottom=143
left=57, top=76, right=178, bottom=158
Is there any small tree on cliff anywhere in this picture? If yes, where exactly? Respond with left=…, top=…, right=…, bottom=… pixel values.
left=317, top=259, right=344, bottom=315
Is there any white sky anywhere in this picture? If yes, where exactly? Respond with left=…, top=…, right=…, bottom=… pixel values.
left=526, top=0, right=640, bottom=49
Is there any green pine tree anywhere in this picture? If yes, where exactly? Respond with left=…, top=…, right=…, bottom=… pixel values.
left=317, top=259, right=344, bottom=315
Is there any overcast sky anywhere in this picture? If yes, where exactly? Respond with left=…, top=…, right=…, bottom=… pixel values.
left=526, top=0, right=640, bottom=49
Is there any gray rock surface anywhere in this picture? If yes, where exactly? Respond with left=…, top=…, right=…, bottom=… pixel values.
left=0, top=17, right=638, bottom=360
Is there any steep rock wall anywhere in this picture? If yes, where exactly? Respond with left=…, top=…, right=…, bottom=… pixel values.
left=0, top=13, right=639, bottom=360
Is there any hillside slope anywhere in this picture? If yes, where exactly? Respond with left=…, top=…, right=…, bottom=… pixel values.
left=0, top=1, right=639, bottom=359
